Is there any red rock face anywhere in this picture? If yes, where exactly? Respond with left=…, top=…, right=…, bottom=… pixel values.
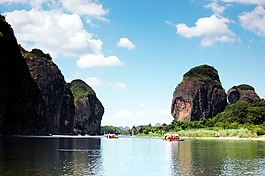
left=172, top=98, right=191, bottom=121
left=171, top=65, right=227, bottom=121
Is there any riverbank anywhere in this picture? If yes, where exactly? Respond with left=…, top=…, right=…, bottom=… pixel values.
left=134, top=134, right=265, bottom=142
left=181, top=135, right=265, bottom=141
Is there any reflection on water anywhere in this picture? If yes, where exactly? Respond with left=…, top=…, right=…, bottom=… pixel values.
left=56, top=137, right=103, bottom=176
left=101, top=137, right=172, bottom=176
left=170, top=140, right=265, bottom=176
left=0, top=136, right=264, bottom=176
left=0, top=136, right=102, bottom=176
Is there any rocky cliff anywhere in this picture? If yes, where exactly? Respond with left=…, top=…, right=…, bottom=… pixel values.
left=0, top=15, right=105, bottom=135
left=227, top=84, right=260, bottom=104
left=70, top=79, right=104, bottom=135
left=0, top=15, right=47, bottom=135
left=171, top=65, right=227, bottom=121
left=21, top=48, right=75, bottom=134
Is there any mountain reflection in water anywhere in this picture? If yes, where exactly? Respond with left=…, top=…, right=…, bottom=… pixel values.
left=0, top=136, right=264, bottom=176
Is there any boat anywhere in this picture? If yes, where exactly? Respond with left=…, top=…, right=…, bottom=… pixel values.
left=105, top=133, right=118, bottom=139
left=163, top=133, right=184, bottom=141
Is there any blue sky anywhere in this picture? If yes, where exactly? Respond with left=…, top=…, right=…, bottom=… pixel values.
left=1, top=0, right=265, bottom=127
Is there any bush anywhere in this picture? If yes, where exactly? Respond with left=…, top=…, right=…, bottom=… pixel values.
left=101, top=125, right=122, bottom=135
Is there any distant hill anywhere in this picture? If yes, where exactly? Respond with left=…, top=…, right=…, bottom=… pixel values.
left=119, top=126, right=130, bottom=131
left=155, top=123, right=161, bottom=127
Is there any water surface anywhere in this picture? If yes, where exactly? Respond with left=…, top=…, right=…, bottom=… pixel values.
left=0, top=136, right=264, bottom=176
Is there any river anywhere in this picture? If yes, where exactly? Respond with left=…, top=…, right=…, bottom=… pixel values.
left=0, top=136, right=264, bottom=176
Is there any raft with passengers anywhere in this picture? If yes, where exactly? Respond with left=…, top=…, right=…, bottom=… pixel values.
left=105, top=133, right=119, bottom=139
left=163, top=133, right=184, bottom=141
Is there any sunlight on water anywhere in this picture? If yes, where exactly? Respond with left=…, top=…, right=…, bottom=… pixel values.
left=0, top=136, right=264, bottom=176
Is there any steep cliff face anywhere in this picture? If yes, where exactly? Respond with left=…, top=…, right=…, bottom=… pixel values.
left=227, top=84, right=260, bottom=104
left=171, top=65, right=227, bottom=121
left=22, top=48, right=75, bottom=134
left=0, top=15, right=47, bottom=134
left=70, top=79, right=104, bottom=135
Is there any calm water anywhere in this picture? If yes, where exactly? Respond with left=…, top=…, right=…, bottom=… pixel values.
left=0, top=136, right=264, bottom=176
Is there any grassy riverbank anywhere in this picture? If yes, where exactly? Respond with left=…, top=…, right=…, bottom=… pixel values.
left=135, top=128, right=265, bottom=141
left=176, top=128, right=256, bottom=138
left=181, top=136, right=265, bottom=141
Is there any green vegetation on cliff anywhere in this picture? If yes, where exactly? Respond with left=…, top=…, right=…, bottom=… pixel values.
left=70, top=79, right=95, bottom=103
left=20, top=47, right=52, bottom=61
left=183, top=64, right=221, bottom=84
left=20, top=47, right=54, bottom=79
left=211, top=99, right=265, bottom=126
left=133, top=99, right=265, bottom=137
left=237, top=84, right=255, bottom=91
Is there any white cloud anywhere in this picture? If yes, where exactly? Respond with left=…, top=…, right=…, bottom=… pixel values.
left=84, top=77, right=105, bottom=86
left=101, top=101, right=173, bottom=127
left=0, top=0, right=26, bottom=3
left=0, top=0, right=109, bottom=15
left=83, top=77, right=127, bottom=90
left=165, top=20, right=174, bottom=26
left=30, top=0, right=52, bottom=8
left=116, top=37, right=136, bottom=50
left=139, top=102, right=145, bottom=108
left=77, top=54, right=123, bottom=67
left=176, top=14, right=238, bottom=46
left=5, top=9, right=101, bottom=57
left=111, top=82, right=127, bottom=90
left=116, top=109, right=133, bottom=118
left=61, top=0, right=109, bottom=22
left=204, top=0, right=226, bottom=14
left=106, top=106, right=172, bottom=127
left=221, top=0, right=265, bottom=5
left=239, top=6, right=265, bottom=37
left=2, top=1, right=122, bottom=68
left=0, top=0, right=59, bottom=9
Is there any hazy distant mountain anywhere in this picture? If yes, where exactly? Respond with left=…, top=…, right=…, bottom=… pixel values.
left=119, top=126, right=130, bottom=131
left=155, top=123, right=161, bottom=127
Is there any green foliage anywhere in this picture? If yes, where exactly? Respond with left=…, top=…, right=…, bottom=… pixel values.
left=131, top=99, right=265, bottom=137
left=0, top=14, right=6, bottom=22
left=237, top=84, right=255, bottom=91
left=70, top=79, right=95, bottom=103
left=20, top=47, right=52, bottom=61
left=183, top=65, right=220, bottom=83
left=176, top=129, right=256, bottom=138
left=212, top=99, right=265, bottom=125
left=101, top=125, right=122, bottom=135
left=31, top=49, right=52, bottom=60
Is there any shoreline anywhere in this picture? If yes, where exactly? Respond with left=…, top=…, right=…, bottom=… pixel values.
left=181, top=136, right=265, bottom=141
left=1, top=134, right=265, bottom=141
